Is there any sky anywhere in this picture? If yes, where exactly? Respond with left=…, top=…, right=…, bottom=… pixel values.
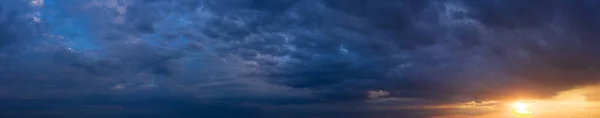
left=1, top=0, right=600, bottom=118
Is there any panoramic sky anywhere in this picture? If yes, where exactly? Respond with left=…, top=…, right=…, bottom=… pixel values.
left=1, top=0, right=600, bottom=118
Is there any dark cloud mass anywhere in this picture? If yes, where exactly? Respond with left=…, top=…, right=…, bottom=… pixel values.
left=1, top=0, right=600, bottom=118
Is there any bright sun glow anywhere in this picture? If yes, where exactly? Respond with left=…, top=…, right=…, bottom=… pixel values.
left=512, top=102, right=532, bottom=115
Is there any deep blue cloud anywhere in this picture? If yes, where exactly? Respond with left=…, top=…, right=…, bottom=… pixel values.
left=2, top=0, right=600, bottom=118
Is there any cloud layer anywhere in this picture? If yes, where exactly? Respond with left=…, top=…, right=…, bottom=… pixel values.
left=1, top=0, right=600, bottom=117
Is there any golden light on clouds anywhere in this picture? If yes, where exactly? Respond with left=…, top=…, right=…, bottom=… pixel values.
left=502, top=86, right=600, bottom=118
left=434, top=85, right=600, bottom=118
left=512, top=102, right=532, bottom=115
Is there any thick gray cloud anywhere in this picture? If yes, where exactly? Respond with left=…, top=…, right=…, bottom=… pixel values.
left=1, top=0, right=600, bottom=118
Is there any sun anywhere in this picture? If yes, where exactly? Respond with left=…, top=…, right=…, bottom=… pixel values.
left=512, top=102, right=533, bottom=115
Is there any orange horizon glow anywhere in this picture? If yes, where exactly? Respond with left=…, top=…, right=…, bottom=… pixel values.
left=433, top=85, right=600, bottom=118
left=512, top=102, right=532, bottom=115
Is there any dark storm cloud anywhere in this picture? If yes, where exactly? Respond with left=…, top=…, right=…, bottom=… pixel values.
left=247, top=0, right=600, bottom=103
left=0, top=93, right=263, bottom=118
left=2, top=0, right=600, bottom=118
left=0, top=2, right=38, bottom=49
